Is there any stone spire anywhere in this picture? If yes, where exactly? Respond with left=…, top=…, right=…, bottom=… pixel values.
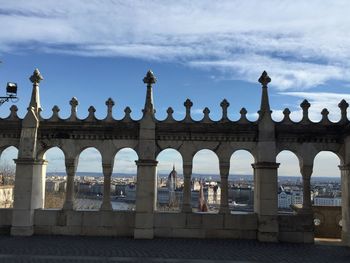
left=142, top=70, right=156, bottom=117
left=258, top=71, right=272, bottom=119
left=28, top=68, right=43, bottom=115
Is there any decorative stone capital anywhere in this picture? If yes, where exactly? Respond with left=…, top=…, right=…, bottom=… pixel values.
left=29, top=68, right=43, bottom=84
left=338, top=165, right=350, bottom=171
left=300, top=165, right=313, bottom=179
left=251, top=162, right=280, bottom=169
left=102, top=163, right=113, bottom=176
left=135, top=159, right=158, bottom=166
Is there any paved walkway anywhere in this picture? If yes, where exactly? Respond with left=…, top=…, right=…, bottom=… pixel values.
left=0, top=236, right=348, bottom=263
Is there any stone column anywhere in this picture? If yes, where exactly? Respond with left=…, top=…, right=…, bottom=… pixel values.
left=219, top=162, right=230, bottom=214
left=11, top=69, right=45, bottom=236
left=339, top=165, right=350, bottom=246
left=100, top=163, right=113, bottom=211
left=182, top=162, right=192, bottom=213
left=134, top=159, right=158, bottom=239
left=253, top=161, right=279, bottom=242
left=300, top=165, right=313, bottom=214
left=11, top=159, right=47, bottom=236
left=134, top=70, right=158, bottom=239
left=63, top=159, right=78, bottom=210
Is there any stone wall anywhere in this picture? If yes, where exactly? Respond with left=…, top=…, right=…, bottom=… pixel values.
left=313, top=206, right=342, bottom=238
left=278, top=214, right=314, bottom=243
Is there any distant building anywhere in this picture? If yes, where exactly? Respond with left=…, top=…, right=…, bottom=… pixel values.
left=278, top=186, right=303, bottom=209
left=125, top=184, right=136, bottom=202
left=314, top=194, right=341, bottom=206
left=46, top=181, right=60, bottom=192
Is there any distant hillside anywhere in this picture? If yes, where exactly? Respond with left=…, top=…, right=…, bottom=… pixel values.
left=46, top=172, right=340, bottom=183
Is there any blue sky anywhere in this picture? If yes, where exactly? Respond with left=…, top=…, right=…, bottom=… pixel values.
left=0, top=0, right=348, bottom=177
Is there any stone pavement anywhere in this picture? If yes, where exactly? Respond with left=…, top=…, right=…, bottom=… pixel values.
left=0, top=236, right=348, bottom=263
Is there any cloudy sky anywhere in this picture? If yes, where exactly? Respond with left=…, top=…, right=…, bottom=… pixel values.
left=0, top=0, right=347, bottom=177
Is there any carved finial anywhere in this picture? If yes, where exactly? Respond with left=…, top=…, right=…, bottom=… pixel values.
left=338, top=99, right=349, bottom=123
left=240, top=107, right=247, bottom=116
left=88, top=106, right=96, bottom=114
left=143, top=70, right=157, bottom=86
left=184, top=99, right=193, bottom=122
left=238, top=107, right=249, bottom=123
left=105, top=98, right=115, bottom=107
left=142, top=70, right=156, bottom=117
left=167, top=107, right=174, bottom=116
left=29, top=68, right=43, bottom=84
left=321, top=108, right=329, bottom=123
left=123, top=106, right=132, bottom=121
left=7, top=105, right=18, bottom=120
left=165, top=107, right=175, bottom=122
left=300, top=99, right=310, bottom=110
left=300, top=99, right=310, bottom=123
left=282, top=108, right=291, bottom=123
left=258, top=71, right=271, bottom=87
left=70, top=97, right=78, bottom=107
left=220, top=99, right=230, bottom=120
left=105, top=98, right=115, bottom=121
left=50, top=105, right=60, bottom=121
left=69, top=97, right=79, bottom=121
left=87, top=106, right=96, bottom=121
left=283, top=108, right=291, bottom=116
left=258, top=71, right=272, bottom=120
left=202, top=107, right=211, bottom=123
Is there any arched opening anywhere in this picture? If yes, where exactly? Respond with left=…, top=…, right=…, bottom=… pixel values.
left=75, top=147, right=102, bottom=210
left=43, top=147, right=66, bottom=209
left=276, top=150, right=301, bottom=214
left=112, top=148, right=138, bottom=211
left=0, top=146, right=18, bottom=208
left=156, top=149, right=183, bottom=212
left=193, top=149, right=220, bottom=213
left=229, top=150, right=255, bottom=212
left=313, top=151, right=342, bottom=241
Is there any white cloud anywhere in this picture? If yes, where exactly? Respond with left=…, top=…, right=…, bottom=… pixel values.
left=1, top=1, right=350, bottom=89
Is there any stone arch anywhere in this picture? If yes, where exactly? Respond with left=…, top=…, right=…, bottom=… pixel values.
left=113, top=147, right=139, bottom=211
left=276, top=150, right=302, bottom=212
left=312, top=151, right=342, bottom=239
left=114, top=147, right=139, bottom=175
left=37, top=145, right=68, bottom=161
left=42, top=147, right=66, bottom=209
left=193, top=149, right=220, bottom=212
left=74, top=147, right=103, bottom=210
left=156, top=148, right=183, bottom=212
left=228, top=150, right=255, bottom=212
left=0, top=146, right=18, bottom=203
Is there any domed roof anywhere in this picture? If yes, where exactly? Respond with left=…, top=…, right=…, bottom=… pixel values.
left=168, top=165, right=177, bottom=180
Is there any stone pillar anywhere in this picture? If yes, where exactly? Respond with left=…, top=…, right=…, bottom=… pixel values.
left=11, top=69, right=44, bottom=236
left=219, top=162, right=230, bottom=214
left=63, top=159, right=78, bottom=210
left=253, top=162, right=279, bottom=242
left=134, top=159, right=158, bottom=239
left=339, top=165, right=350, bottom=246
left=300, top=165, right=313, bottom=214
left=134, top=70, right=158, bottom=239
left=100, top=163, right=113, bottom=211
left=182, top=162, right=192, bottom=213
left=11, top=159, right=47, bottom=236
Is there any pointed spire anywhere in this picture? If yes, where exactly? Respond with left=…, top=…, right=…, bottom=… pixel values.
left=142, top=70, right=156, bottom=117
left=28, top=68, right=43, bottom=114
left=258, top=71, right=272, bottom=119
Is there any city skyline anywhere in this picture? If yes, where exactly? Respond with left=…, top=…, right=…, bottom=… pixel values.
left=0, top=1, right=348, bottom=176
